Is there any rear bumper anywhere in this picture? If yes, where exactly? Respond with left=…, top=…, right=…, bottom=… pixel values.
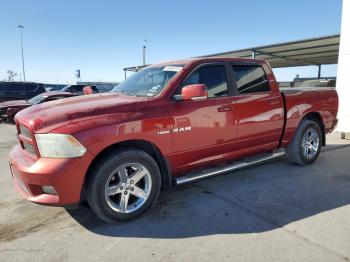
left=330, top=118, right=338, bottom=132
left=9, top=145, right=92, bottom=206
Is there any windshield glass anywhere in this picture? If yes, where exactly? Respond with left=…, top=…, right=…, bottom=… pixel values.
left=28, top=94, right=48, bottom=105
left=111, top=65, right=183, bottom=97
left=60, top=85, right=70, bottom=92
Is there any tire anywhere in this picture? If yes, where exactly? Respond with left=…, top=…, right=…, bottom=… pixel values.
left=86, top=148, right=161, bottom=223
left=286, top=119, right=322, bottom=165
left=7, top=113, right=16, bottom=124
left=8, top=116, right=15, bottom=124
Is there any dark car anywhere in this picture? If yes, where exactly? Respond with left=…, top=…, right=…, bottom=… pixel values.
left=61, top=85, right=99, bottom=95
left=0, top=82, right=46, bottom=103
left=0, top=91, right=75, bottom=123
left=44, top=84, right=67, bottom=92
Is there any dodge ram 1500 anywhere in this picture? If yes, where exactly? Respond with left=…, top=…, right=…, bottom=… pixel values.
left=9, top=58, right=338, bottom=222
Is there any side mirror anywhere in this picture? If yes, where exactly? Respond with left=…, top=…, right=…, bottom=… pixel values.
left=174, top=84, right=208, bottom=101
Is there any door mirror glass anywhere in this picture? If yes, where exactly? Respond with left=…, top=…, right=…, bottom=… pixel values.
left=174, top=84, right=208, bottom=101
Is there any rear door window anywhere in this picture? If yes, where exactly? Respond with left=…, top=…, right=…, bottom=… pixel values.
left=67, top=86, right=75, bottom=92
left=0, top=83, right=12, bottom=97
left=0, top=83, right=23, bottom=92
left=0, top=83, right=10, bottom=92
left=24, top=83, right=37, bottom=92
left=71, top=85, right=84, bottom=94
left=232, top=65, right=270, bottom=94
left=91, top=86, right=99, bottom=93
left=0, top=83, right=24, bottom=98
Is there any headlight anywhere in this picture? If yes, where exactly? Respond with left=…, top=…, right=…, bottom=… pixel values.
left=35, top=134, right=87, bottom=158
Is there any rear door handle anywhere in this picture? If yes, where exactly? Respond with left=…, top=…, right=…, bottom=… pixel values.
left=218, top=105, right=233, bottom=112
left=265, top=97, right=281, bottom=106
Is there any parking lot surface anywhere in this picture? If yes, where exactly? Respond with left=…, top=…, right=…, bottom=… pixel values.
left=0, top=124, right=350, bottom=262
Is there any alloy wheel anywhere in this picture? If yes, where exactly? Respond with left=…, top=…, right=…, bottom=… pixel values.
left=104, top=163, right=152, bottom=213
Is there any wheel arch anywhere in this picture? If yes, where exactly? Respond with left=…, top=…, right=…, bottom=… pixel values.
left=81, top=139, right=172, bottom=200
left=6, top=108, right=19, bottom=123
left=301, top=112, right=326, bottom=146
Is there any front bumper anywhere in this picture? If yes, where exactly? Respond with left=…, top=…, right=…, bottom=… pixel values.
left=9, top=144, right=92, bottom=206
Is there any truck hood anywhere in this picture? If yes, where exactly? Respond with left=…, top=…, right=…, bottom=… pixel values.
left=16, top=92, right=149, bottom=133
left=0, top=100, right=29, bottom=109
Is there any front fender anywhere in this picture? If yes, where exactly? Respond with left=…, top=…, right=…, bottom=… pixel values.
left=51, top=111, right=173, bottom=161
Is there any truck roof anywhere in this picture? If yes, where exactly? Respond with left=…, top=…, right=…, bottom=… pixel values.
left=150, top=57, right=266, bottom=68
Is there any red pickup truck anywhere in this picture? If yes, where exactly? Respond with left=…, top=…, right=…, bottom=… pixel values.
left=9, top=58, right=338, bottom=222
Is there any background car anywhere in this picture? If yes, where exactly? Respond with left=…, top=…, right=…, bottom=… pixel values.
left=61, top=85, right=99, bottom=95
left=44, top=84, right=67, bottom=92
left=0, top=91, right=75, bottom=123
left=76, top=82, right=119, bottom=93
left=0, top=82, right=46, bottom=102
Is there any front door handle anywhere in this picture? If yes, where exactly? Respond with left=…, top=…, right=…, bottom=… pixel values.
left=269, top=101, right=280, bottom=106
left=218, top=105, right=233, bottom=112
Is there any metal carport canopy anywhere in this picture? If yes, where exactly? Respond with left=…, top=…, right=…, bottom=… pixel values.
left=201, top=34, right=340, bottom=68
left=122, top=34, right=340, bottom=77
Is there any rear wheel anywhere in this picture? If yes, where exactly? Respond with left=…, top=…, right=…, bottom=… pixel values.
left=286, top=119, right=322, bottom=165
left=86, top=148, right=161, bottom=223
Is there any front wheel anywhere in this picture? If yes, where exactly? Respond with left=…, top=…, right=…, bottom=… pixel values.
left=286, top=119, right=322, bottom=165
left=86, top=148, right=161, bottom=223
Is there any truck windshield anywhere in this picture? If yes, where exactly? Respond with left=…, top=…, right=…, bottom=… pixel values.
left=111, top=65, right=183, bottom=97
left=28, top=94, right=47, bottom=105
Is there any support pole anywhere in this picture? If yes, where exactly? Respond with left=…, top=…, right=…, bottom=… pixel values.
left=252, top=50, right=256, bottom=59
left=317, top=65, right=321, bottom=79
left=143, top=45, right=146, bottom=66
left=18, top=25, right=26, bottom=82
left=124, top=69, right=126, bottom=79
left=336, top=0, right=350, bottom=138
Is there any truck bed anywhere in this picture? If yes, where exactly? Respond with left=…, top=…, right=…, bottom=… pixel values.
left=280, top=87, right=338, bottom=146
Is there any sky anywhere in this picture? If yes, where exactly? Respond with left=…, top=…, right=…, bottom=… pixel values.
left=0, top=0, right=343, bottom=84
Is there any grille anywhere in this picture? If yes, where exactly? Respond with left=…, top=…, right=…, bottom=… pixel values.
left=17, top=123, right=37, bottom=156
left=23, top=142, right=36, bottom=155
left=19, top=124, right=31, bottom=138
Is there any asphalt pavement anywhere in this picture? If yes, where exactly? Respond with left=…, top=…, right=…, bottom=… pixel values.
left=1, top=123, right=350, bottom=262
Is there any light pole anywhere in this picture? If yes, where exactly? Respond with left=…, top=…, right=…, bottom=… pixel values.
left=18, top=25, right=26, bottom=82
left=143, top=39, right=147, bottom=66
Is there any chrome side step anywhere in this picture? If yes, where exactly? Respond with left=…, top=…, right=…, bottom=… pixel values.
left=174, top=149, right=286, bottom=186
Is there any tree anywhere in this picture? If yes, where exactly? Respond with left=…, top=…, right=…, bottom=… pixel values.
left=7, top=70, right=18, bottom=81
